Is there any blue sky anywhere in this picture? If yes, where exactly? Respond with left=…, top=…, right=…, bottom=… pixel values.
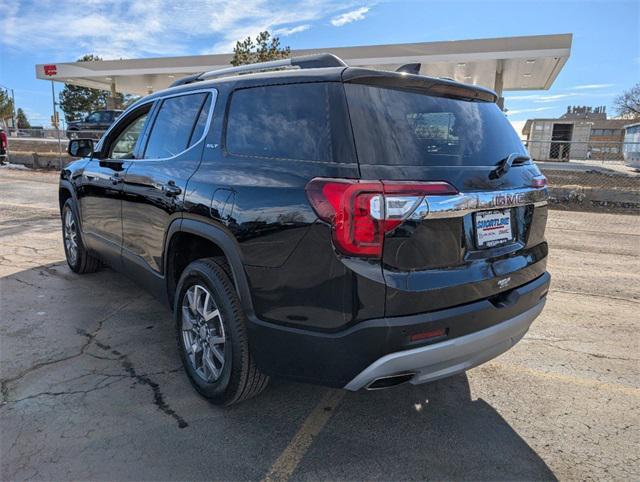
left=0, top=0, right=638, bottom=131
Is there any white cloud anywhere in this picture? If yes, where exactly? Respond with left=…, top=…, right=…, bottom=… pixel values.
left=274, top=24, right=311, bottom=36
left=573, top=83, right=615, bottom=90
left=0, top=0, right=366, bottom=59
left=533, top=93, right=578, bottom=103
left=506, top=91, right=616, bottom=104
left=330, top=7, right=369, bottom=26
left=505, top=106, right=554, bottom=116
left=506, top=93, right=576, bottom=102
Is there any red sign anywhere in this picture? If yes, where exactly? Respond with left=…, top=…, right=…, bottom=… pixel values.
left=43, top=64, right=57, bottom=76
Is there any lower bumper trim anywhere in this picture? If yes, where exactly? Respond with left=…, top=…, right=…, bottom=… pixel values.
left=344, top=299, right=545, bottom=391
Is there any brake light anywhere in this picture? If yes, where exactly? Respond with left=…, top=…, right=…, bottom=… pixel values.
left=0, top=131, right=7, bottom=149
left=531, top=175, right=547, bottom=188
left=305, top=178, right=457, bottom=257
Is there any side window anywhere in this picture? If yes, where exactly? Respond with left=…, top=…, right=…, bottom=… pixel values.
left=226, top=83, right=333, bottom=162
left=109, top=110, right=149, bottom=159
left=144, top=93, right=208, bottom=159
left=188, top=94, right=212, bottom=148
left=86, top=112, right=100, bottom=123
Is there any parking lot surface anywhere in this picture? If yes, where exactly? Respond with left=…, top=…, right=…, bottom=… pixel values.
left=1, top=168, right=638, bottom=481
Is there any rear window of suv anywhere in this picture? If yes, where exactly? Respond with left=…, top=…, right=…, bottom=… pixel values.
left=345, top=83, right=526, bottom=167
left=225, top=82, right=353, bottom=163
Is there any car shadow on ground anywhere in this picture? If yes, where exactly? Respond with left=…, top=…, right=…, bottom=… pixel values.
left=239, top=376, right=557, bottom=481
left=1, top=262, right=556, bottom=481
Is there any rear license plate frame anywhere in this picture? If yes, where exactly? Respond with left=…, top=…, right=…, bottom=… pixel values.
left=474, top=209, right=515, bottom=249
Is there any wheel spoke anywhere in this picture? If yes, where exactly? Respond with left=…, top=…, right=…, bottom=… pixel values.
left=186, top=289, right=196, bottom=314
left=181, top=306, right=195, bottom=330
left=209, top=335, right=225, bottom=345
left=185, top=340, right=197, bottom=366
left=211, top=345, right=224, bottom=364
left=204, top=308, right=219, bottom=322
left=196, top=288, right=209, bottom=319
left=203, top=348, right=220, bottom=379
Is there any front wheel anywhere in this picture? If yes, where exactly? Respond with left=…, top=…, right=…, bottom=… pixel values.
left=175, top=258, right=269, bottom=405
left=61, top=199, right=100, bottom=273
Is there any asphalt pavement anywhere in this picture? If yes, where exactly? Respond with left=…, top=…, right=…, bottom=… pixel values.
left=1, top=168, right=638, bottom=481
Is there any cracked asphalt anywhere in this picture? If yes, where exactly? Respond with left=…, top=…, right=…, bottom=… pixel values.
left=1, top=168, right=639, bottom=481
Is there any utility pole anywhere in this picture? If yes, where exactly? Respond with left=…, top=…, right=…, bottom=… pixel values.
left=51, top=81, right=63, bottom=168
left=10, top=88, right=16, bottom=131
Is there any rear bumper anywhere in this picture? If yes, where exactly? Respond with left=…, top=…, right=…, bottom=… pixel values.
left=247, top=272, right=550, bottom=388
left=344, top=298, right=544, bottom=390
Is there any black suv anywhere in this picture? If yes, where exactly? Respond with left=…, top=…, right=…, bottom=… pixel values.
left=66, top=109, right=122, bottom=139
left=61, top=54, right=550, bottom=405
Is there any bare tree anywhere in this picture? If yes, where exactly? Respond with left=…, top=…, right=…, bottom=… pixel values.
left=614, top=83, right=640, bottom=119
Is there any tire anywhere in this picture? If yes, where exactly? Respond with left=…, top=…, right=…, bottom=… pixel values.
left=61, top=199, right=101, bottom=274
left=175, top=258, right=269, bottom=405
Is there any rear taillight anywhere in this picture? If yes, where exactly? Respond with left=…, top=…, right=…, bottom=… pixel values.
left=531, top=175, right=547, bottom=188
left=305, top=178, right=457, bottom=257
left=0, top=131, right=7, bottom=149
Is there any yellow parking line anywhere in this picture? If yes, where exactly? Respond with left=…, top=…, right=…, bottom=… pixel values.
left=263, top=389, right=346, bottom=482
left=488, top=362, right=640, bottom=397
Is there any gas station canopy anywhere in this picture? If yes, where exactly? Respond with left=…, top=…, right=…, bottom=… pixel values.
left=36, top=33, right=572, bottom=98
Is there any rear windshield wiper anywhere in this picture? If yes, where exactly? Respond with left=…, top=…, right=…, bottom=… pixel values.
left=489, top=153, right=531, bottom=180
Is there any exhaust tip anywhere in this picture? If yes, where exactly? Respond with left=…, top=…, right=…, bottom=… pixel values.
left=366, top=372, right=415, bottom=390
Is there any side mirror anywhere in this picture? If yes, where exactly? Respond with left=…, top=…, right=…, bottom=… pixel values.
left=68, top=138, right=95, bottom=158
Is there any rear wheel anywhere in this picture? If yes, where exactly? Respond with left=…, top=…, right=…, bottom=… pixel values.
left=175, top=258, right=269, bottom=405
left=62, top=199, right=100, bottom=274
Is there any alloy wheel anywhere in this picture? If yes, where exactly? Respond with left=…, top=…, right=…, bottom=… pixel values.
left=63, top=208, right=78, bottom=266
left=181, top=284, right=226, bottom=382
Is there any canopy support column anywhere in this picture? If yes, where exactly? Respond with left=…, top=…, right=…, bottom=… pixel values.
left=106, top=79, right=118, bottom=109
left=494, top=59, right=504, bottom=110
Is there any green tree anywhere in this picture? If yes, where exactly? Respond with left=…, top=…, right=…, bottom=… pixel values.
left=16, top=108, right=30, bottom=128
left=231, top=31, right=290, bottom=66
left=58, top=54, right=126, bottom=121
left=0, top=89, right=14, bottom=126
left=614, top=83, right=640, bottom=119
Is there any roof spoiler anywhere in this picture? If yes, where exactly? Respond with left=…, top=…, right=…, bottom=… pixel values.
left=170, top=53, right=347, bottom=87
left=343, top=68, right=498, bottom=103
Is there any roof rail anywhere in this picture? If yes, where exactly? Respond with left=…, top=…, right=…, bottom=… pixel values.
left=169, top=53, right=347, bottom=87
left=169, top=72, right=205, bottom=88
left=396, top=63, right=421, bottom=75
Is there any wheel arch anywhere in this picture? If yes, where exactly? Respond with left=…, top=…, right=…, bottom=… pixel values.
left=58, top=180, right=84, bottom=233
left=164, top=219, right=254, bottom=316
left=58, top=180, right=77, bottom=211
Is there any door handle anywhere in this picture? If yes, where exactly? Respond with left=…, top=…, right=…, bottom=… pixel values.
left=162, top=180, right=182, bottom=197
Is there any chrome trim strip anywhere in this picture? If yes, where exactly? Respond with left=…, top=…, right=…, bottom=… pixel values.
left=96, top=88, right=218, bottom=158
left=409, top=186, right=548, bottom=220
left=124, top=89, right=218, bottom=163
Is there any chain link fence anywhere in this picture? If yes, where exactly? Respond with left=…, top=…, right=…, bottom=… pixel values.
left=524, top=139, right=640, bottom=165
left=525, top=140, right=640, bottom=212
left=5, top=127, right=106, bottom=140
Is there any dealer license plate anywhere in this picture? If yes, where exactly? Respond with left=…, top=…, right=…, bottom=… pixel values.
left=474, top=209, right=514, bottom=248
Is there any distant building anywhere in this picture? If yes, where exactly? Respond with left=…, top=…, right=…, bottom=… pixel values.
left=623, top=122, right=640, bottom=166
left=522, top=106, right=627, bottom=161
